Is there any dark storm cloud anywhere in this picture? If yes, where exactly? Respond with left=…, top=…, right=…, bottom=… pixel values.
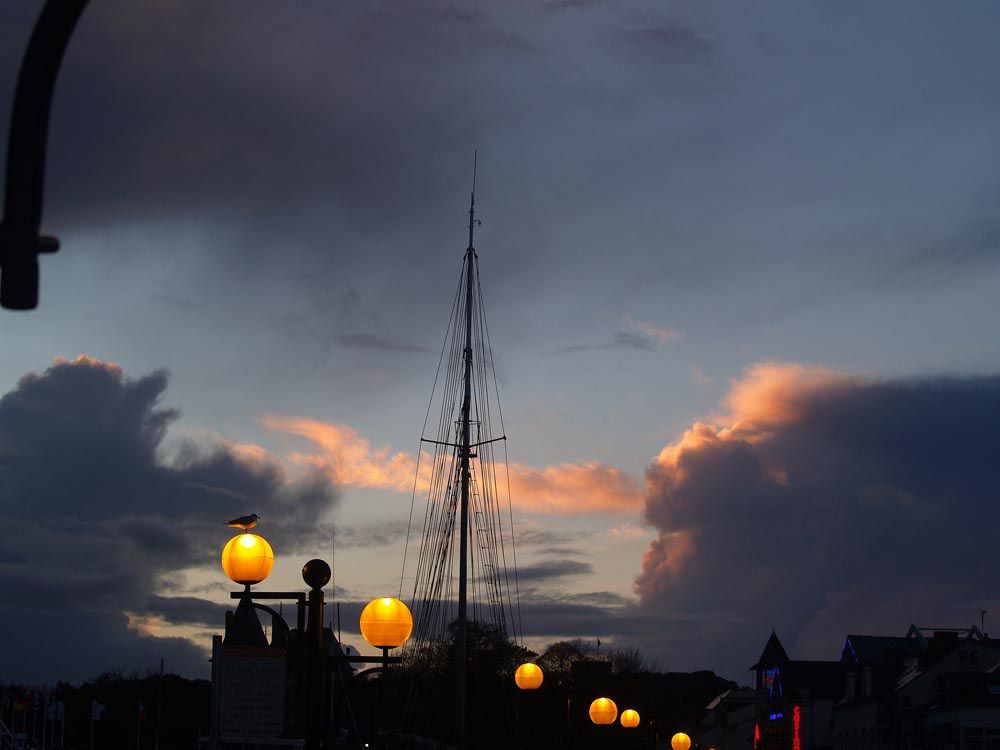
left=145, top=595, right=230, bottom=628
left=1, top=613, right=210, bottom=685
left=5, top=0, right=1000, bottom=336
left=0, top=356, right=337, bottom=682
left=635, top=364, right=1000, bottom=678
left=0, top=0, right=525, bottom=235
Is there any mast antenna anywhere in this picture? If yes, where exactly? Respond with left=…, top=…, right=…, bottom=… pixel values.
left=468, top=150, right=481, bottom=250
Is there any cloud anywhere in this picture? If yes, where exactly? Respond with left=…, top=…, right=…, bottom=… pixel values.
left=329, top=520, right=410, bottom=549
left=615, top=24, right=715, bottom=65
left=281, top=288, right=428, bottom=365
left=611, top=331, right=656, bottom=351
left=508, top=461, right=643, bottom=514
left=144, top=595, right=230, bottom=628
left=607, top=523, right=652, bottom=542
left=262, top=417, right=425, bottom=493
left=622, top=316, right=680, bottom=345
left=517, top=558, right=594, bottom=583
left=635, top=362, right=1000, bottom=677
left=558, top=332, right=654, bottom=354
left=514, top=521, right=589, bottom=548
left=264, top=417, right=643, bottom=514
left=333, top=333, right=426, bottom=353
left=0, top=356, right=337, bottom=683
left=557, top=318, right=680, bottom=354
left=0, top=0, right=527, bottom=236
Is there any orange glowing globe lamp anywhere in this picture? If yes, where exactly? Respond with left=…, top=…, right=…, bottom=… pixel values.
left=589, top=697, right=618, bottom=725
left=360, top=597, right=414, bottom=649
left=514, top=663, right=544, bottom=690
left=621, top=709, right=641, bottom=728
left=672, top=732, right=692, bottom=750
left=221, top=533, right=274, bottom=585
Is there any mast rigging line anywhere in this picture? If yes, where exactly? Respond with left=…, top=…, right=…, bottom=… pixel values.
left=402, top=252, right=521, bottom=641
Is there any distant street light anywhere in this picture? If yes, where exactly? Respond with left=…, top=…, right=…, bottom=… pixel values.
left=620, top=709, right=640, bottom=728
left=672, top=731, right=692, bottom=750
left=588, top=697, right=618, bottom=725
left=514, top=662, right=544, bottom=690
left=221, top=532, right=274, bottom=586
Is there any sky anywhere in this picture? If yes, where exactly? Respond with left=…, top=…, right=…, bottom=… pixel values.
left=3, top=0, right=1000, bottom=685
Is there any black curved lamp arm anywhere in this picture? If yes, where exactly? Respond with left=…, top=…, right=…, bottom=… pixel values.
left=251, top=602, right=293, bottom=645
left=0, top=0, right=89, bottom=310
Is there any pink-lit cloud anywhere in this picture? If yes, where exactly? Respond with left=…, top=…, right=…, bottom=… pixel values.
left=262, top=416, right=643, bottom=515
left=261, top=417, right=426, bottom=493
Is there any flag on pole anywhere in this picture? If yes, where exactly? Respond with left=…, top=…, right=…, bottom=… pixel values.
left=91, top=700, right=105, bottom=721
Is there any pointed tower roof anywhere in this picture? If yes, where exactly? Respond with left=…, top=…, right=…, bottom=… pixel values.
left=752, top=631, right=790, bottom=669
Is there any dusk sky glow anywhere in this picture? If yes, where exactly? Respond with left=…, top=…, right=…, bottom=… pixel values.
left=3, top=0, right=1000, bottom=686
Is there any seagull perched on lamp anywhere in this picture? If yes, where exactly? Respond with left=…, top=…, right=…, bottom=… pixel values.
left=224, top=513, right=259, bottom=530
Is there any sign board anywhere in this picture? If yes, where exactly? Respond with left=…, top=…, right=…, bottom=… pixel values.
left=218, top=649, right=286, bottom=737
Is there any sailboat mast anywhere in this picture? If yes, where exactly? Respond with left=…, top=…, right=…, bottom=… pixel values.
left=454, top=154, right=477, bottom=749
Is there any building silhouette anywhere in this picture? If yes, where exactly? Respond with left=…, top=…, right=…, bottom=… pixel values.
left=700, top=626, right=1000, bottom=750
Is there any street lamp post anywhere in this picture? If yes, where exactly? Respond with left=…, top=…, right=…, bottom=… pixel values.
left=650, top=719, right=663, bottom=750
left=514, top=663, right=544, bottom=749
left=358, top=597, right=413, bottom=750
left=621, top=710, right=641, bottom=750
left=302, top=560, right=332, bottom=750
left=560, top=677, right=575, bottom=750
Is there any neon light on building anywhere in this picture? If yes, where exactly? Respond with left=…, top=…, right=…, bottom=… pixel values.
left=792, top=706, right=801, bottom=750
